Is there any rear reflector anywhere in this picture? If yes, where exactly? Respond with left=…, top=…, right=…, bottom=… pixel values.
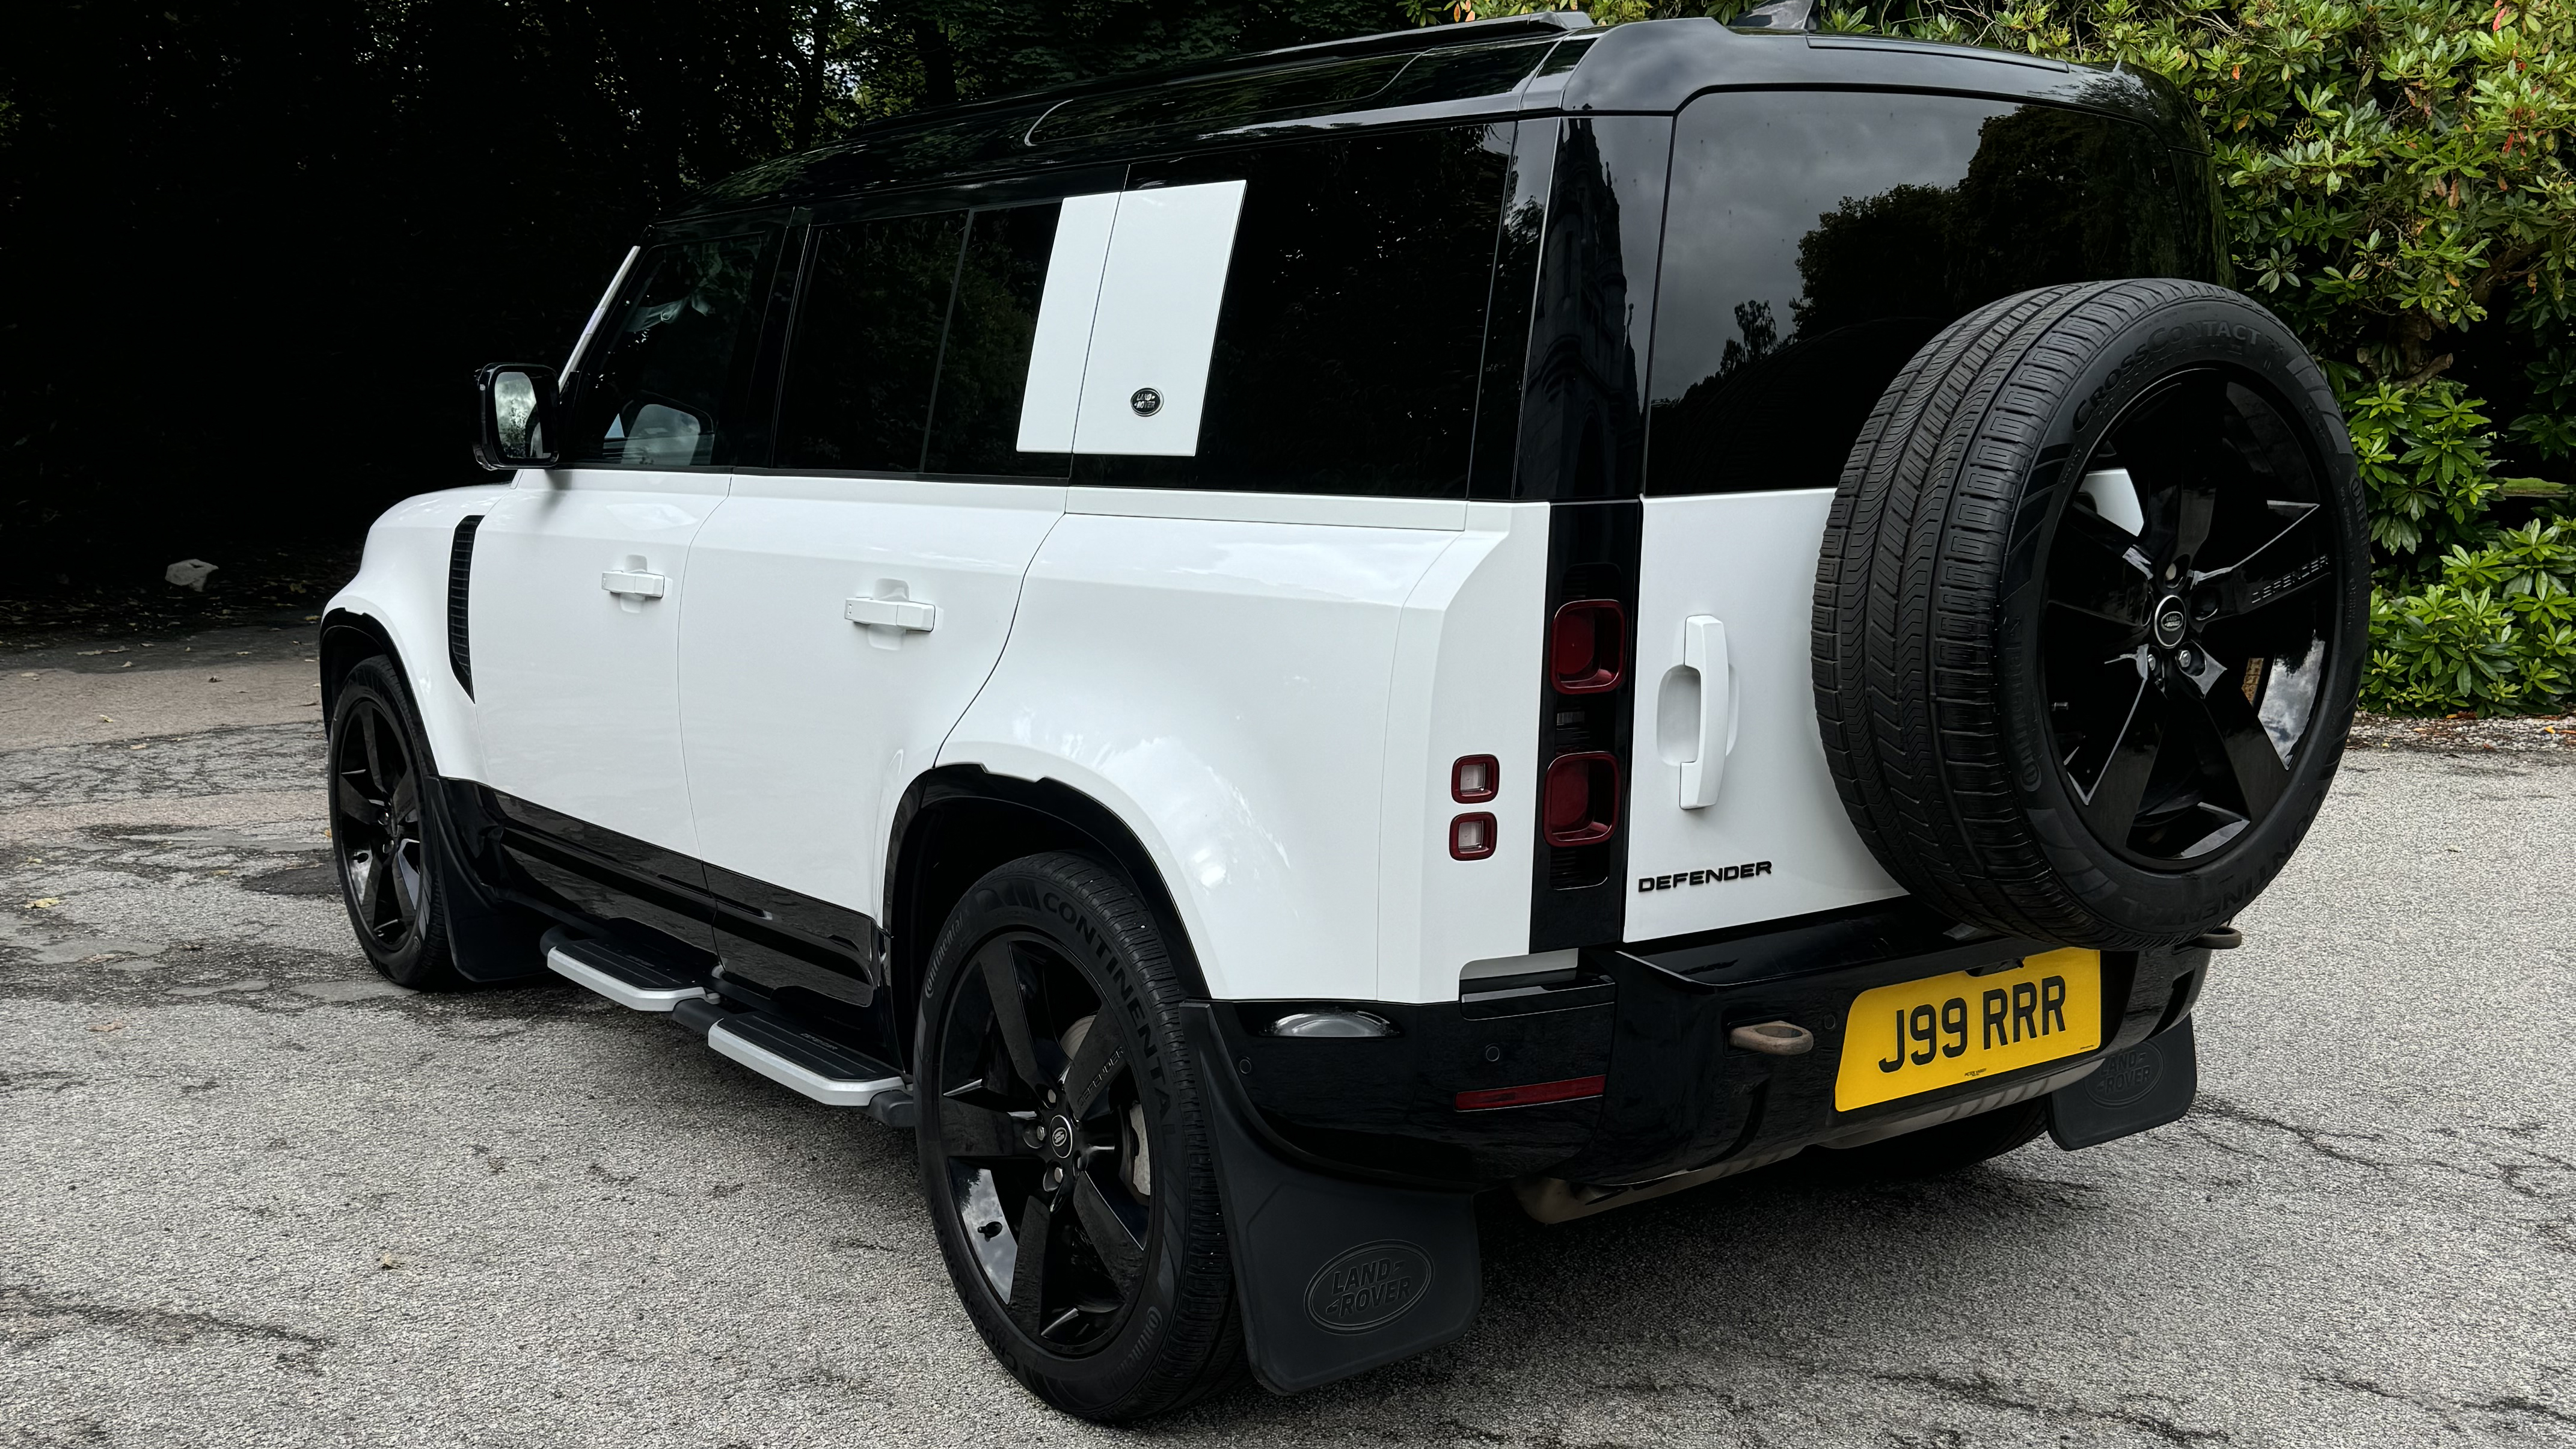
left=1449, top=812, right=1496, bottom=860
left=1542, top=752, right=1619, bottom=847
left=1451, top=754, right=1498, bottom=803
left=1455, top=1074, right=1607, bottom=1112
left=1549, top=599, right=1625, bottom=694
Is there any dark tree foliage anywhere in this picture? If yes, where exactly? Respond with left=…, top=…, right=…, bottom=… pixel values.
left=0, top=0, right=1408, bottom=584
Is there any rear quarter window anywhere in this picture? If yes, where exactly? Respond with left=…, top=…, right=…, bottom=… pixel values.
left=1078, top=125, right=1515, bottom=499
left=1645, top=91, right=2188, bottom=497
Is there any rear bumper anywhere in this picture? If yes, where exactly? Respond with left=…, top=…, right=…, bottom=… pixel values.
left=1201, top=901, right=2209, bottom=1193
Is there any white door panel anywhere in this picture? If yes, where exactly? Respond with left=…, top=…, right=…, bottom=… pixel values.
left=1626, top=490, right=1901, bottom=940
left=470, top=470, right=722, bottom=857
left=943, top=502, right=1458, bottom=1003
left=679, top=476, right=1065, bottom=915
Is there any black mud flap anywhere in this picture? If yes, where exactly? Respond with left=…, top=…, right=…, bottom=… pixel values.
left=429, top=778, right=548, bottom=984
left=1185, top=1004, right=1482, bottom=1395
left=2047, top=1017, right=2197, bottom=1150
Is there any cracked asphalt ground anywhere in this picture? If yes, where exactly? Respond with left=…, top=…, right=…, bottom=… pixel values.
left=4, top=624, right=2572, bottom=1449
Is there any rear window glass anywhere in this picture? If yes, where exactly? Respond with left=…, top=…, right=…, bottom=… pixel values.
left=1079, top=125, right=1513, bottom=498
left=1645, top=92, right=2185, bottom=497
left=776, top=212, right=966, bottom=473
left=927, top=202, right=1069, bottom=477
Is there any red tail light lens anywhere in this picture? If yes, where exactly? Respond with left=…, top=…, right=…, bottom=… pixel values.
left=1542, top=752, right=1619, bottom=847
left=1449, top=812, right=1497, bottom=860
left=1451, top=755, right=1498, bottom=803
left=1549, top=599, right=1626, bottom=694
left=1456, top=1074, right=1606, bottom=1112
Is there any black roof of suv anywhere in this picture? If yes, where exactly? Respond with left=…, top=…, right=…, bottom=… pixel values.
left=680, top=15, right=2204, bottom=219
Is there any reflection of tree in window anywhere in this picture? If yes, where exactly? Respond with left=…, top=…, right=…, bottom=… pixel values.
left=776, top=212, right=966, bottom=472
left=571, top=234, right=767, bottom=470
left=1646, top=98, right=2183, bottom=497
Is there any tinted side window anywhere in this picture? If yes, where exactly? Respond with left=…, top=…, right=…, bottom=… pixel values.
left=1645, top=93, right=2184, bottom=497
left=927, top=201, right=1067, bottom=477
left=1083, top=126, right=1512, bottom=498
left=776, top=212, right=966, bottom=472
left=568, top=233, right=773, bottom=469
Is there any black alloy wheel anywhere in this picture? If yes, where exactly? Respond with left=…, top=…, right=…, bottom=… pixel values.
left=327, top=655, right=460, bottom=988
left=333, top=694, right=426, bottom=948
left=915, top=853, right=1241, bottom=1420
left=930, top=930, right=1154, bottom=1352
left=2041, top=369, right=2343, bottom=865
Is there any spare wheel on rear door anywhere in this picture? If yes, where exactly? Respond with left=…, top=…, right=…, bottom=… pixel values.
left=1811, top=279, right=2369, bottom=950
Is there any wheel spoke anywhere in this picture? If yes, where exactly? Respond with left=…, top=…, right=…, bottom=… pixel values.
left=360, top=851, right=391, bottom=928
left=358, top=708, right=385, bottom=788
left=2048, top=506, right=2157, bottom=632
left=2191, top=670, right=2291, bottom=821
left=940, top=1098, right=1030, bottom=1162
left=2077, top=672, right=2165, bottom=843
left=1005, top=1193, right=1053, bottom=1336
left=1060, top=1018, right=1127, bottom=1118
left=333, top=774, right=376, bottom=824
left=390, top=845, right=421, bottom=925
left=2195, top=506, right=2329, bottom=623
left=977, top=941, right=1047, bottom=1092
left=388, top=770, right=419, bottom=830
left=1070, top=1170, right=1145, bottom=1291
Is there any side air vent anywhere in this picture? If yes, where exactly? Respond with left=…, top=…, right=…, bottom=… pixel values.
left=447, top=515, right=484, bottom=697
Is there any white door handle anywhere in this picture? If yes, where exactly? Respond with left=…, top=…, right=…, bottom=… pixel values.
left=600, top=569, right=667, bottom=599
left=1679, top=614, right=1731, bottom=810
left=844, top=595, right=937, bottom=633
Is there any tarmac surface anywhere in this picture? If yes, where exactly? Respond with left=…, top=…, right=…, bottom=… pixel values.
left=3, top=619, right=2571, bottom=1447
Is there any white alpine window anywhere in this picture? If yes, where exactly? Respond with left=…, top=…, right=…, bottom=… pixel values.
left=1014, top=179, right=1247, bottom=458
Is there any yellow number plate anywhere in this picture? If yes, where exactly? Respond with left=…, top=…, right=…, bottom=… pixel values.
left=1833, top=949, right=2102, bottom=1112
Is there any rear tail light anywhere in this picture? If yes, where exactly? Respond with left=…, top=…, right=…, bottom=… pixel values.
left=1449, top=812, right=1497, bottom=860
left=1542, top=752, right=1618, bottom=847
left=1455, top=1074, right=1606, bottom=1111
left=1549, top=599, right=1625, bottom=694
left=1451, top=755, right=1498, bottom=803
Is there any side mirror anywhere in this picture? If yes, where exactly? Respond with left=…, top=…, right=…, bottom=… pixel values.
left=473, top=363, right=560, bottom=471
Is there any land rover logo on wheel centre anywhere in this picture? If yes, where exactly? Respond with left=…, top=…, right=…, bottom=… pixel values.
left=1305, top=1240, right=1432, bottom=1332
left=2153, top=596, right=2189, bottom=648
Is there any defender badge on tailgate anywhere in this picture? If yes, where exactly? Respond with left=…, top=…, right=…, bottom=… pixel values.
left=1638, top=861, right=1773, bottom=892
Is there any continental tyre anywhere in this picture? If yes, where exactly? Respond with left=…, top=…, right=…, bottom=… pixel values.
left=914, top=853, right=1244, bottom=1421
left=328, top=656, right=467, bottom=989
left=1812, top=280, right=2367, bottom=949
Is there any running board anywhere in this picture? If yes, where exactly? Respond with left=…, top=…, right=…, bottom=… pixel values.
left=702, top=1009, right=915, bottom=1126
left=542, top=930, right=708, bottom=1012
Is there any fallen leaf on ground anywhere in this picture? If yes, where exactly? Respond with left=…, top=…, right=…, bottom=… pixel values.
left=90, top=1022, right=125, bottom=1033
left=378, top=1252, right=403, bottom=1270
left=27, top=898, right=61, bottom=909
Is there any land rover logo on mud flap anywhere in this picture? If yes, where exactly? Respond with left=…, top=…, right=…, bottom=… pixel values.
left=1305, top=1240, right=1432, bottom=1333
left=2087, top=1042, right=2164, bottom=1107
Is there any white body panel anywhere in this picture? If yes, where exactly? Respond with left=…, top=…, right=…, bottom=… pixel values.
left=325, top=485, right=512, bottom=785
left=1625, top=489, right=1902, bottom=940
left=469, top=468, right=723, bottom=856
left=1374, top=501, right=1551, bottom=1003
left=678, top=475, right=1066, bottom=914
left=940, top=491, right=1475, bottom=1004
left=1069, top=181, right=1245, bottom=457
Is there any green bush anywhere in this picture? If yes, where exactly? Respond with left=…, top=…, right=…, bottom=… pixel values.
left=1432, top=0, right=2576, bottom=713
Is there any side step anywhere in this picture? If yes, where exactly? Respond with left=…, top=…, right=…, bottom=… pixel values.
left=688, top=1002, right=916, bottom=1129
left=542, top=930, right=708, bottom=1012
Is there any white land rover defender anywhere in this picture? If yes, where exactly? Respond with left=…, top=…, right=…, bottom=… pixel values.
left=324, top=11, right=2366, bottom=1421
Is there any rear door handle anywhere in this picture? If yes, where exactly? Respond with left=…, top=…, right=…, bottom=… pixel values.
left=600, top=569, right=667, bottom=599
left=1679, top=614, right=1732, bottom=810
left=844, top=595, right=937, bottom=633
